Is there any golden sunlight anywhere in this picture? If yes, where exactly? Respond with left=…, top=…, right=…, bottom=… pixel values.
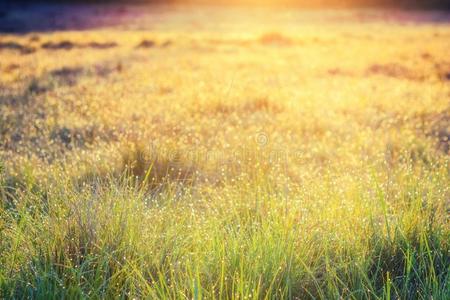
left=0, top=0, right=449, bottom=299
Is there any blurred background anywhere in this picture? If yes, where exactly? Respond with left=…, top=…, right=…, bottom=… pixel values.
left=2, top=0, right=449, bottom=9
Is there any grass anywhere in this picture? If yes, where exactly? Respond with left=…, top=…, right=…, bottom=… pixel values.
left=0, top=6, right=449, bottom=299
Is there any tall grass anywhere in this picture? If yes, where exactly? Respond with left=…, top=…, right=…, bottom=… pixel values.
left=1, top=8, right=450, bottom=299
left=1, top=154, right=448, bottom=299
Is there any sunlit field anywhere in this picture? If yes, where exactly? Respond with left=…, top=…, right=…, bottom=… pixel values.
left=0, top=4, right=449, bottom=299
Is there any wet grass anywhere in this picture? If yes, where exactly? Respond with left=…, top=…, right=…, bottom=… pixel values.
left=0, top=7, right=449, bottom=299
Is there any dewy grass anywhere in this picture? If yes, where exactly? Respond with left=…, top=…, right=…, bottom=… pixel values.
left=0, top=157, right=448, bottom=299
left=1, top=5, right=449, bottom=300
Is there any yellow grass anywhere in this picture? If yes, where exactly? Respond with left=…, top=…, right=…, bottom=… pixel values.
left=0, top=6, right=449, bottom=299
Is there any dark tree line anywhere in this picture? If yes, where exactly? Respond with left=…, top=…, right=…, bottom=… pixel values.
left=6, top=0, right=450, bottom=10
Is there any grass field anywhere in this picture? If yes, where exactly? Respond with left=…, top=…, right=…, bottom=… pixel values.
left=0, top=5, right=449, bottom=299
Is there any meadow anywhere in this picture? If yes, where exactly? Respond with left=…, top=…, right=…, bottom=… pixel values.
left=0, top=5, right=449, bottom=299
